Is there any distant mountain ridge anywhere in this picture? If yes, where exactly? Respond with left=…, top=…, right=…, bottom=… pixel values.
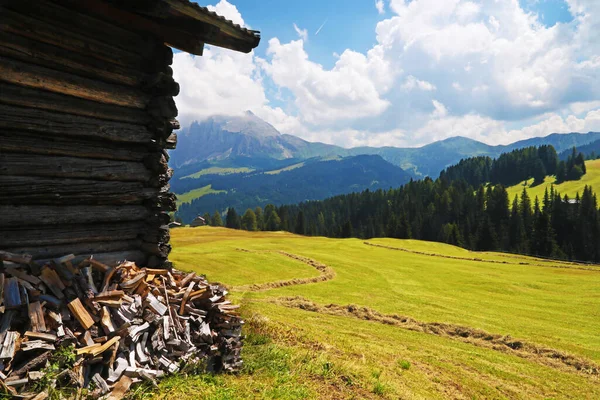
left=170, top=112, right=600, bottom=178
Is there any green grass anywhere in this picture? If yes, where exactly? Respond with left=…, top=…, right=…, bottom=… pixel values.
left=153, top=227, right=600, bottom=399
left=506, top=159, right=600, bottom=201
left=181, top=167, right=254, bottom=179
left=175, top=185, right=226, bottom=206
left=264, top=162, right=306, bottom=175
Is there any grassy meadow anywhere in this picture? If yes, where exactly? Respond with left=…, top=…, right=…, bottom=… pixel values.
left=175, top=185, right=226, bottom=206
left=506, top=158, right=600, bottom=201
left=133, top=227, right=600, bottom=400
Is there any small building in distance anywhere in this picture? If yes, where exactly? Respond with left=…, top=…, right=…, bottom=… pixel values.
left=190, top=216, right=207, bottom=227
left=0, top=0, right=260, bottom=267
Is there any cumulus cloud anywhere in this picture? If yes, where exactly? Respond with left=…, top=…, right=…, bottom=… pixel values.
left=172, top=0, right=600, bottom=148
left=402, top=75, right=436, bottom=91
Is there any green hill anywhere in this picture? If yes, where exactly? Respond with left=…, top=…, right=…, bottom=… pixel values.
left=506, top=158, right=600, bottom=201
left=145, top=227, right=600, bottom=399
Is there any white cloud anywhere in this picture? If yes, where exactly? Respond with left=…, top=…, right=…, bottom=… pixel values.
left=172, top=0, right=600, bottom=150
left=293, top=23, right=308, bottom=42
left=376, top=0, right=385, bottom=14
left=402, top=75, right=436, bottom=91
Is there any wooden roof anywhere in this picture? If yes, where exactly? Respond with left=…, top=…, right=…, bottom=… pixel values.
left=77, top=0, right=261, bottom=55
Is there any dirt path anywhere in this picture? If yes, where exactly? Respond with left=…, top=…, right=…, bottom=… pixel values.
left=233, top=250, right=335, bottom=292
left=274, top=296, right=600, bottom=377
left=365, top=242, right=600, bottom=272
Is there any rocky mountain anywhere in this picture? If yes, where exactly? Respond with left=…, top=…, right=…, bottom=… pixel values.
left=171, top=112, right=600, bottom=179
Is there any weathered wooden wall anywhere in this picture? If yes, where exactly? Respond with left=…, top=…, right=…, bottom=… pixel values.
left=0, top=0, right=180, bottom=266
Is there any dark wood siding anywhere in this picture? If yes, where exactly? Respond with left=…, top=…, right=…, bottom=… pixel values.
left=0, top=0, right=178, bottom=267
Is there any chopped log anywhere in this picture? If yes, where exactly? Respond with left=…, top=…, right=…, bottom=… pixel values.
left=179, top=282, right=195, bottom=316
left=4, top=377, right=28, bottom=387
left=0, top=331, right=20, bottom=360
left=0, top=251, right=32, bottom=264
left=0, top=56, right=150, bottom=108
left=28, top=302, right=47, bottom=332
left=0, top=153, right=151, bottom=183
left=3, top=277, right=21, bottom=309
left=91, top=373, right=110, bottom=395
left=68, top=299, right=95, bottom=330
left=5, top=267, right=41, bottom=285
left=9, top=351, right=52, bottom=378
left=30, top=390, right=49, bottom=400
left=21, top=341, right=55, bottom=352
left=38, top=267, right=65, bottom=299
left=24, top=332, right=57, bottom=342
left=100, top=307, right=115, bottom=335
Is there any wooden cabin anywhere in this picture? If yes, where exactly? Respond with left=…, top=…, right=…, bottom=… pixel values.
left=190, top=216, right=206, bottom=227
left=0, top=0, right=260, bottom=267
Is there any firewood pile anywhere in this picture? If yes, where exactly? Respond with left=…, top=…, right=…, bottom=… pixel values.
left=0, top=250, right=243, bottom=399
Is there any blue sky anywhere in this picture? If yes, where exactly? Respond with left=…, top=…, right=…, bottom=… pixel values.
left=174, top=0, right=600, bottom=148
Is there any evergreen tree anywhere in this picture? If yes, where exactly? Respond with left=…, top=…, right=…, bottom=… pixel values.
left=202, top=213, right=212, bottom=226
left=340, top=220, right=353, bottom=238
left=225, top=207, right=241, bottom=229
left=254, top=206, right=264, bottom=231
left=265, top=209, right=281, bottom=231
left=295, top=211, right=306, bottom=235
left=241, top=209, right=258, bottom=231
left=212, top=211, right=223, bottom=227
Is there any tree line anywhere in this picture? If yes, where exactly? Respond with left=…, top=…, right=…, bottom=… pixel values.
left=198, top=145, right=600, bottom=262
left=439, top=145, right=585, bottom=187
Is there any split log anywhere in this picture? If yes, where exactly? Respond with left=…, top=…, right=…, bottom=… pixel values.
left=0, top=331, right=20, bottom=360
left=28, top=302, right=47, bottom=332
left=68, top=299, right=95, bottom=330
left=3, top=277, right=21, bottom=309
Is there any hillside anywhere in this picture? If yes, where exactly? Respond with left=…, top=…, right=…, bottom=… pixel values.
left=506, top=159, right=600, bottom=201
left=142, top=228, right=600, bottom=399
left=559, top=138, right=600, bottom=160
left=174, top=155, right=412, bottom=223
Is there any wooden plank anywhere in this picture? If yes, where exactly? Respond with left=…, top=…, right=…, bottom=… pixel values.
left=0, top=130, right=152, bottom=162
left=60, top=0, right=204, bottom=56
left=4, top=267, right=41, bottom=285
left=0, top=30, right=146, bottom=87
left=5, top=240, right=142, bottom=261
left=0, top=205, right=149, bottom=226
left=28, top=302, right=47, bottom=332
left=0, top=82, right=151, bottom=124
left=0, top=56, right=150, bottom=108
left=9, top=350, right=52, bottom=378
left=0, top=6, right=154, bottom=71
left=0, top=153, right=152, bottom=182
left=0, top=176, right=158, bottom=206
left=0, top=104, right=154, bottom=144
